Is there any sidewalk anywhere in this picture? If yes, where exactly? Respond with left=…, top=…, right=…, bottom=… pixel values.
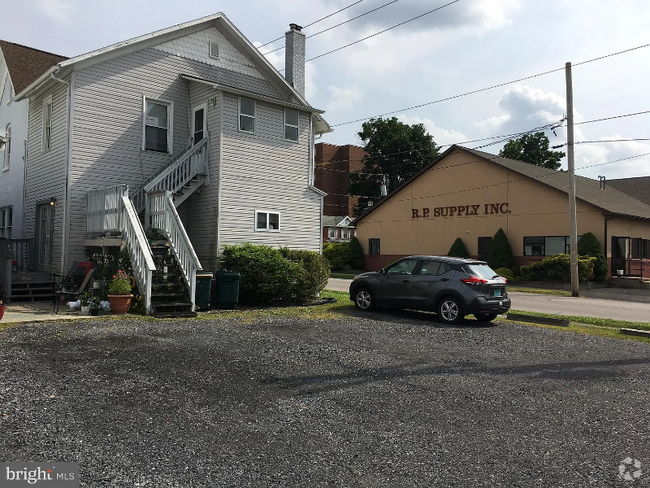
left=1, top=301, right=92, bottom=324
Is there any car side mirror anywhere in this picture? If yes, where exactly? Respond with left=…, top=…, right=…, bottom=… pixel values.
left=380, top=267, right=387, bottom=275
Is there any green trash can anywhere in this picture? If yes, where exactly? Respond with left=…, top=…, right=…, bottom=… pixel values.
left=215, top=270, right=240, bottom=309
left=195, top=272, right=213, bottom=310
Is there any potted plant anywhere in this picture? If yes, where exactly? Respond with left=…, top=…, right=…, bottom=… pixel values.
left=107, top=269, right=133, bottom=314
left=88, top=295, right=101, bottom=316
left=0, top=298, right=5, bottom=321
left=79, top=292, right=90, bottom=314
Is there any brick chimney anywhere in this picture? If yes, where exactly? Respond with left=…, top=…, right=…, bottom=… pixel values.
left=285, top=23, right=305, bottom=96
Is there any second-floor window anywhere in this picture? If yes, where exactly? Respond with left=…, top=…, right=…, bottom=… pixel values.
left=239, top=98, right=255, bottom=133
left=3, top=124, right=10, bottom=170
left=284, top=109, right=299, bottom=141
left=42, top=96, right=52, bottom=152
left=144, top=98, right=173, bottom=153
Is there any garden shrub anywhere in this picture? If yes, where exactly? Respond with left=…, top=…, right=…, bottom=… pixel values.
left=280, top=248, right=330, bottom=303
left=323, top=242, right=353, bottom=271
left=487, top=228, right=515, bottom=270
left=448, top=237, right=469, bottom=258
left=578, top=232, right=608, bottom=281
left=348, top=237, right=365, bottom=270
left=494, top=267, right=515, bottom=281
left=519, top=254, right=595, bottom=283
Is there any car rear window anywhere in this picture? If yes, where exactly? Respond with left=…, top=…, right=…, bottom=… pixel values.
left=464, top=264, right=499, bottom=279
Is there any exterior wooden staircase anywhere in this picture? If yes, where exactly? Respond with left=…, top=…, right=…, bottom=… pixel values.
left=149, top=238, right=197, bottom=318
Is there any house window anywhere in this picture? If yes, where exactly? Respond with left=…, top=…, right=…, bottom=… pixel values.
left=239, top=98, right=255, bottom=133
left=2, top=124, right=10, bottom=170
left=328, top=227, right=336, bottom=239
left=369, top=238, right=380, bottom=255
left=341, top=228, right=351, bottom=239
left=42, top=96, right=53, bottom=152
left=0, top=206, right=12, bottom=238
left=284, top=109, right=299, bottom=141
left=144, top=98, right=173, bottom=153
left=523, top=236, right=571, bottom=256
left=255, top=210, right=280, bottom=232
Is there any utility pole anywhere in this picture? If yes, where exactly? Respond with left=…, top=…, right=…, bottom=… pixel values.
left=566, top=62, right=579, bottom=297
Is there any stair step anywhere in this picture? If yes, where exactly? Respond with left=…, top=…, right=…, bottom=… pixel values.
left=153, top=311, right=198, bottom=319
left=152, top=301, right=193, bottom=309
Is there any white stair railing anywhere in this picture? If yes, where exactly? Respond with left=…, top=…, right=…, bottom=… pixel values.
left=131, top=138, right=209, bottom=213
left=145, top=190, right=202, bottom=310
left=121, top=195, right=156, bottom=314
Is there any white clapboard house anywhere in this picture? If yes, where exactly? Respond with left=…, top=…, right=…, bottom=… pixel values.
left=3, top=13, right=331, bottom=313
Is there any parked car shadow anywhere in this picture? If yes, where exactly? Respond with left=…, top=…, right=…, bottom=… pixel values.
left=345, top=307, right=499, bottom=328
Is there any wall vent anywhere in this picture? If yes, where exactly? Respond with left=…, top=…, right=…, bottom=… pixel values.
left=209, top=41, right=219, bottom=60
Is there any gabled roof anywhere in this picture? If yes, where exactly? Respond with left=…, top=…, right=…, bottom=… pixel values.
left=607, top=176, right=650, bottom=206
left=323, top=215, right=353, bottom=227
left=13, top=13, right=330, bottom=132
left=0, top=40, right=66, bottom=94
left=354, top=145, right=650, bottom=224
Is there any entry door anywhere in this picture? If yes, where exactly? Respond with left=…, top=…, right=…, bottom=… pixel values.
left=36, top=203, right=54, bottom=271
left=191, top=104, right=207, bottom=145
left=478, top=237, right=493, bottom=261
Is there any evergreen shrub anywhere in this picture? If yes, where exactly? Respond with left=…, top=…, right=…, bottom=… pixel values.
left=487, top=228, right=515, bottom=269
left=323, top=242, right=353, bottom=271
left=348, top=237, right=365, bottom=270
left=448, top=237, right=469, bottom=258
left=577, top=232, right=608, bottom=281
left=519, top=254, right=595, bottom=283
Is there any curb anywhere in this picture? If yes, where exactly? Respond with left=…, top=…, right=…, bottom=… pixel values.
left=506, top=313, right=570, bottom=327
left=620, top=328, right=650, bottom=338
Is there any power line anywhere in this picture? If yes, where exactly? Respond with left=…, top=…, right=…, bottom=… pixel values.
left=263, top=0, right=401, bottom=55
left=553, top=138, right=650, bottom=149
left=575, top=110, right=650, bottom=126
left=330, top=43, right=650, bottom=127
left=257, top=0, right=365, bottom=48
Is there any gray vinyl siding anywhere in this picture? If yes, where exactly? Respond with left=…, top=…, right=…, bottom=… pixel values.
left=23, top=80, right=69, bottom=273
left=219, top=93, right=321, bottom=252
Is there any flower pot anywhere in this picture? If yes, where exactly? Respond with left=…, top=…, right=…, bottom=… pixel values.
left=108, top=294, right=133, bottom=315
left=81, top=305, right=90, bottom=315
left=90, top=308, right=99, bottom=316
left=0, top=304, right=5, bottom=320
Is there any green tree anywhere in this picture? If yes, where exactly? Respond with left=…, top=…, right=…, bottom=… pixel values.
left=349, top=117, right=439, bottom=215
left=487, top=228, right=515, bottom=270
left=577, top=232, right=608, bottom=281
left=498, top=132, right=565, bottom=170
left=448, top=237, right=469, bottom=258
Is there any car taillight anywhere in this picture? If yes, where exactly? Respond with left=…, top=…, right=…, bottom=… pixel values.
left=500, top=276, right=507, bottom=283
left=461, top=276, right=488, bottom=286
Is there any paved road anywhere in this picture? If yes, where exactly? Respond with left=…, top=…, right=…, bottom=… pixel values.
left=328, top=278, right=650, bottom=323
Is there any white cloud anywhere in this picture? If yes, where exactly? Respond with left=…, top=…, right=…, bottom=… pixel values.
left=327, top=84, right=365, bottom=111
left=397, top=114, right=469, bottom=147
left=305, top=62, right=317, bottom=100
left=37, top=0, right=73, bottom=24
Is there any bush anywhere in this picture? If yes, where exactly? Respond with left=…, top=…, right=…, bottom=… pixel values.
left=448, top=237, right=469, bottom=258
left=519, top=254, right=595, bottom=283
left=348, top=237, right=364, bottom=270
left=220, top=243, right=329, bottom=306
left=323, top=242, right=353, bottom=271
left=487, top=228, right=515, bottom=270
left=280, top=248, right=330, bottom=303
left=494, top=267, right=515, bottom=281
left=578, top=232, right=608, bottom=281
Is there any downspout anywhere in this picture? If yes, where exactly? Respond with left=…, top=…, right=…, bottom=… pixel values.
left=308, top=114, right=323, bottom=254
left=215, top=89, right=223, bottom=267
left=50, top=70, right=73, bottom=275
left=604, top=216, right=614, bottom=278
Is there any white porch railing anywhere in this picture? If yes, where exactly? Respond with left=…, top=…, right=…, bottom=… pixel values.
left=86, top=185, right=128, bottom=235
left=145, top=190, right=202, bottom=311
left=121, top=195, right=157, bottom=314
left=131, top=138, right=209, bottom=213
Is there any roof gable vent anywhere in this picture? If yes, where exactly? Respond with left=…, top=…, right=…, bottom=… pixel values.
left=209, top=41, right=219, bottom=60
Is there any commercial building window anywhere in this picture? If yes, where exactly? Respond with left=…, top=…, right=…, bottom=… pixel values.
left=144, top=98, right=172, bottom=153
left=42, top=96, right=53, bottom=152
left=284, top=109, right=299, bottom=141
left=369, top=238, right=380, bottom=255
left=523, top=236, right=570, bottom=256
left=239, top=98, right=255, bottom=133
left=255, top=210, right=280, bottom=232
left=0, top=206, right=12, bottom=238
left=3, top=124, right=10, bottom=170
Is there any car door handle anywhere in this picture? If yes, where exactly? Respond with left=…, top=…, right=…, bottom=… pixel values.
left=401, top=279, right=410, bottom=283
left=440, top=278, right=450, bottom=282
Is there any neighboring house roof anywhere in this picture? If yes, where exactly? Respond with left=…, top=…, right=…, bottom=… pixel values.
left=323, top=215, right=353, bottom=227
left=607, top=176, right=650, bottom=206
left=354, top=145, right=650, bottom=224
left=12, top=13, right=331, bottom=132
left=0, top=40, right=67, bottom=94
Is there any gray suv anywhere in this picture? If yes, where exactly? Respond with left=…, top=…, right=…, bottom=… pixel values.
left=349, top=256, right=511, bottom=324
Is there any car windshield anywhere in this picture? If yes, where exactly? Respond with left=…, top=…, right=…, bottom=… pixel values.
left=464, top=264, right=499, bottom=280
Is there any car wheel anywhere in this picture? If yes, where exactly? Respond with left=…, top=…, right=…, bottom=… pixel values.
left=437, top=296, right=464, bottom=324
left=354, top=288, right=375, bottom=311
left=474, top=312, right=498, bottom=322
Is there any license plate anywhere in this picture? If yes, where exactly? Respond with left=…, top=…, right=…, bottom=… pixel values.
left=493, top=288, right=502, bottom=297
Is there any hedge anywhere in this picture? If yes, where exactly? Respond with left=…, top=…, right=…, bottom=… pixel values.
left=519, top=254, right=595, bottom=283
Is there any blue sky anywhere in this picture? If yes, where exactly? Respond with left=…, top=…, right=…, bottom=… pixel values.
left=4, top=0, right=650, bottom=179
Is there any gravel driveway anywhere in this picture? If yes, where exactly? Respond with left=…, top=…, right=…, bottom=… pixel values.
left=1, top=311, right=649, bottom=487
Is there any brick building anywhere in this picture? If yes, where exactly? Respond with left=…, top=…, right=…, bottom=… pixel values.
left=315, top=142, right=365, bottom=217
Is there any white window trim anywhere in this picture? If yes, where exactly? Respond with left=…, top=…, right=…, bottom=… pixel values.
left=191, top=103, right=208, bottom=146
left=255, top=210, right=281, bottom=232
left=0, top=206, right=12, bottom=239
left=284, top=109, right=299, bottom=142
left=142, top=96, right=174, bottom=153
left=42, top=95, right=53, bottom=152
left=238, top=97, right=256, bottom=134
left=3, top=124, right=10, bottom=171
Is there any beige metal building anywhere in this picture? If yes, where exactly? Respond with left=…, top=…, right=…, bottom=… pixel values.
left=354, top=146, right=650, bottom=278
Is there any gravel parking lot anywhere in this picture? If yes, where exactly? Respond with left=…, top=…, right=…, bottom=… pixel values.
left=1, top=311, right=649, bottom=487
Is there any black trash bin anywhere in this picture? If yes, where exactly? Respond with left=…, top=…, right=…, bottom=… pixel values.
left=214, top=270, right=240, bottom=309
left=195, top=272, right=213, bottom=310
